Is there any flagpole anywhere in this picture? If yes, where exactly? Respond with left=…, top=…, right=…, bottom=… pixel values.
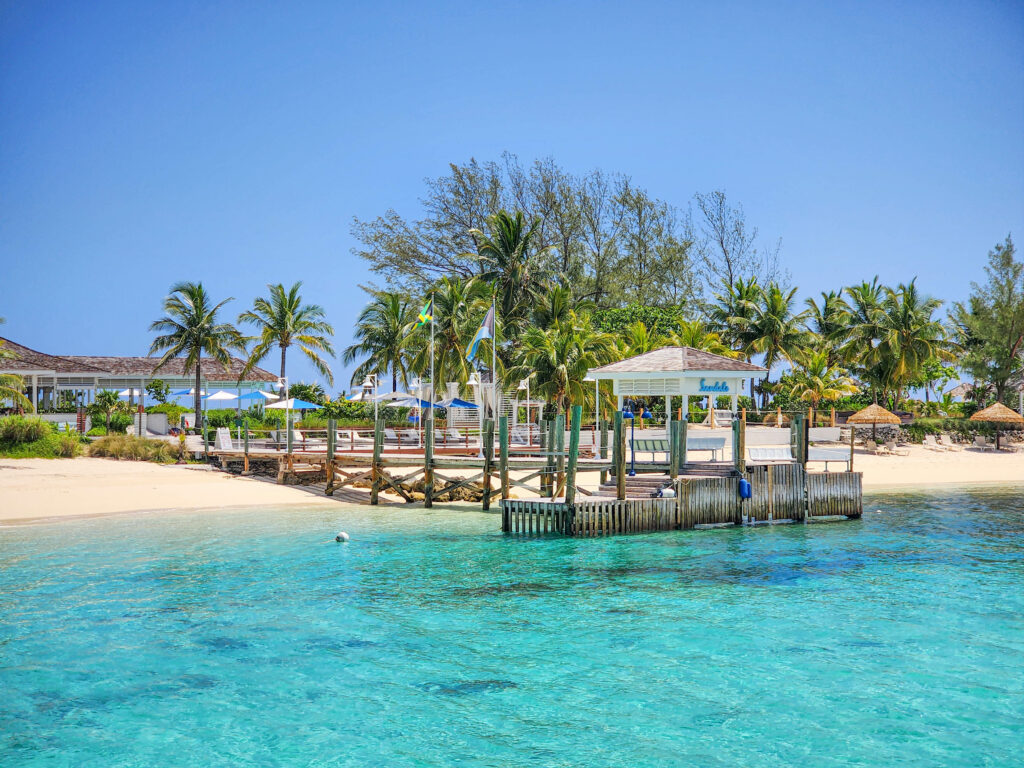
left=429, top=293, right=434, bottom=428
left=491, top=296, right=496, bottom=422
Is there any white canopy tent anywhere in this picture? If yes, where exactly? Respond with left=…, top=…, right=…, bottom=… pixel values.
left=587, top=346, right=767, bottom=432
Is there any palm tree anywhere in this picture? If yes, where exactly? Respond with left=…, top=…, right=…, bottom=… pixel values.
left=785, top=350, right=859, bottom=408
left=239, top=282, right=336, bottom=386
left=708, top=276, right=762, bottom=352
left=533, top=285, right=585, bottom=330
left=667, top=320, right=739, bottom=358
left=805, top=290, right=851, bottom=365
left=506, top=313, right=618, bottom=414
left=622, top=320, right=667, bottom=356
left=872, top=280, right=955, bottom=406
left=736, top=282, right=810, bottom=405
left=149, top=282, right=245, bottom=430
left=405, top=277, right=493, bottom=391
left=343, top=290, right=413, bottom=392
left=88, top=389, right=122, bottom=432
left=0, top=319, right=31, bottom=411
left=470, top=210, right=549, bottom=338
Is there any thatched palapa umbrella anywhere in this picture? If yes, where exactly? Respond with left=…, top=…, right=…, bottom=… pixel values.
left=970, top=402, right=1024, bottom=450
left=847, top=403, right=901, bottom=441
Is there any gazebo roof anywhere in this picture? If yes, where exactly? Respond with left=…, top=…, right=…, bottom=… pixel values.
left=589, top=347, right=766, bottom=376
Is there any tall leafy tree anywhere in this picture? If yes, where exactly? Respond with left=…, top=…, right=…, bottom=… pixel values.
left=950, top=235, right=1024, bottom=402
left=841, top=277, right=887, bottom=401
left=708, top=276, right=762, bottom=352
left=149, top=282, right=245, bottom=429
left=342, top=290, right=413, bottom=392
left=239, top=282, right=336, bottom=386
left=736, top=282, right=809, bottom=404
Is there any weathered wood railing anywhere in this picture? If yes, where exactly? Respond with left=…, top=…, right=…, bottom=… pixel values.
left=502, top=464, right=863, bottom=536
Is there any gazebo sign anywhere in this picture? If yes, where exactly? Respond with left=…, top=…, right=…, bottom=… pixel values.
left=698, top=379, right=730, bottom=393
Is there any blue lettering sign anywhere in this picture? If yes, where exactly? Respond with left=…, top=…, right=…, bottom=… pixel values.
left=698, top=378, right=729, bottom=393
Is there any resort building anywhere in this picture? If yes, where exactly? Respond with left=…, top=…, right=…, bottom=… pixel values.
left=0, top=336, right=277, bottom=411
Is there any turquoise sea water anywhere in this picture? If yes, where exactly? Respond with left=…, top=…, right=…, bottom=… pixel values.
left=1, top=487, right=1022, bottom=767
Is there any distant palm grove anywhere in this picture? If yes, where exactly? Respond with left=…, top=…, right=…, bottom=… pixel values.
left=344, top=155, right=1023, bottom=419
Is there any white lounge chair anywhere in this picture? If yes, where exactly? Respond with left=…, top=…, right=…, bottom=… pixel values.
left=384, top=428, right=402, bottom=443
left=865, top=439, right=892, bottom=456
left=402, top=429, right=419, bottom=443
left=937, top=434, right=961, bottom=451
left=885, top=440, right=909, bottom=456
left=922, top=435, right=947, bottom=452
left=974, top=436, right=994, bottom=452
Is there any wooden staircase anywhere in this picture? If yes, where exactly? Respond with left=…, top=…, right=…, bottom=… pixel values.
left=596, top=474, right=673, bottom=499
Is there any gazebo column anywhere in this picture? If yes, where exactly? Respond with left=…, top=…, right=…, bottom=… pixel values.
left=666, top=394, right=671, bottom=438
left=730, top=394, right=738, bottom=413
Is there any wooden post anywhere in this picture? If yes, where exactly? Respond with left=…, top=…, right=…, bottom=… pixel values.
left=849, top=423, right=855, bottom=472
left=499, top=415, right=510, bottom=500
left=482, top=419, right=494, bottom=510
left=424, top=418, right=434, bottom=508
left=709, top=405, right=715, bottom=429
left=599, top=419, right=609, bottom=485
left=325, top=418, right=336, bottom=495
left=565, top=405, right=582, bottom=504
left=554, top=413, right=566, bottom=498
left=680, top=418, right=688, bottom=469
left=739, top=410, right=747, bottom=473
left=370, top=417, right=383, bottom=505
left=545, top=418, right=556, bottom=497
left=243, top=418, right=250, bottom=474
left=669, top=421, right=679, bottom=480
left=614, top=411, right=625, bottom=501
left=809, top=406, right=815, bottom=428
left=830, top=407, right=836, bottom=427
left=777, top=406, right=782, bottom=426
left=287, top=414, right=293, bottom=456
left=732, top=419, right=741, bottom=473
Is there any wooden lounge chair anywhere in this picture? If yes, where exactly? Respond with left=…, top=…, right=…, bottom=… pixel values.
left=885, top=440, right=910, bottom=456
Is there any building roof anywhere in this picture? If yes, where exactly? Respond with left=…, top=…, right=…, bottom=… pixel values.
left=589, top=346, right=767, bottom=376
left=60, top=355, right=276, bottom=381
left=0, top=337, right=109, bottom=374
left=0, top=336, right=276, bottom=382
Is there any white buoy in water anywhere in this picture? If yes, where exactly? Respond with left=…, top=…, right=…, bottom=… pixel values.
left=335, top=531, right=350, bottom=543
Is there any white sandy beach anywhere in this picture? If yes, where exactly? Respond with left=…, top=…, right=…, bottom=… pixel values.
left=1, top=448, right=1022, bottom=525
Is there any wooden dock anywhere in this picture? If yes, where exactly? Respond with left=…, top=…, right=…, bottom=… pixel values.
left=208, top=405, right=863, bottom=538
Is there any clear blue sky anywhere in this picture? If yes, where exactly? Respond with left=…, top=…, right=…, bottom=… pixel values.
left=2, top=0, right=1022, bottom=392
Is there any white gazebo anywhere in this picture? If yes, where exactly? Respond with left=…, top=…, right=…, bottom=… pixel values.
left=587, top=346, right=767, bottom=431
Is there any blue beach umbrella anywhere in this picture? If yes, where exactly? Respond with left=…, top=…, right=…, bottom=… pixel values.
left=265, top=398, right=323, bottom=410
left=438, top=397, right=478, bottom=409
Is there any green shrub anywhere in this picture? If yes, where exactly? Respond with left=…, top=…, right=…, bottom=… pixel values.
left=87, top=426, right=108, bottom=436
left=88, top=434, right=178, bottom=463
left=0, top=416, right=52, bottom=444
left=147, top=402, right=189, bottom=425
left=109, top=412, right=134, bottom=434
left=55, top=431, right=84, bottom=458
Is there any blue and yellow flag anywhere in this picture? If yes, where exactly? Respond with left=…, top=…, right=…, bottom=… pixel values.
left=467, top=306, right=495, bottom=362
left=414, top=297, right=433, bottom=329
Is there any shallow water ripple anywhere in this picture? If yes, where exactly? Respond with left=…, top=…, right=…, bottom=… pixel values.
left=1, top=487, right=1022, bottom=766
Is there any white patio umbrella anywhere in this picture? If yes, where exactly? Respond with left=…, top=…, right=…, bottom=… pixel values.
left=118, top=388, right=143, bottom=397
left=204, top=390, right=238, bottom=402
